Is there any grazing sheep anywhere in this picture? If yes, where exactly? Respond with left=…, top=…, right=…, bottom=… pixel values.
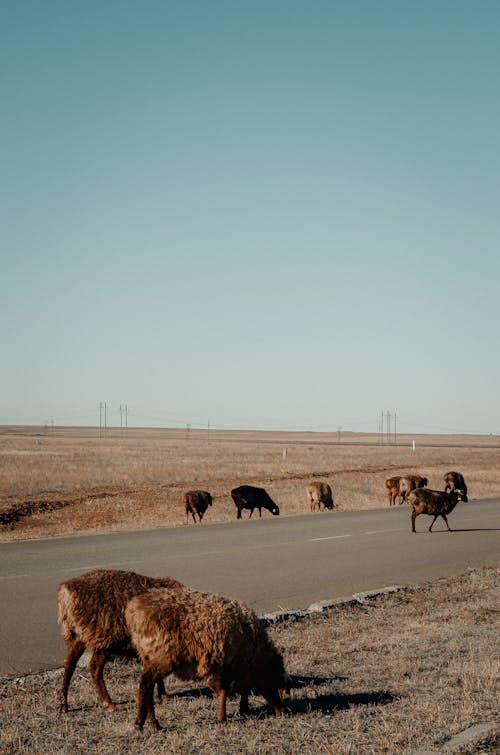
left=126, top=588, right=290, bottom=729
left=399, top=474, right=428, bottom=504
left=57, top=569, right=184, bottom=713
left=183, top=490, right=213, bottom=524
left=231, top=485, right=280, bottom=519
left=307, top=481, right=334, bottom=511
left=409, top=488, right=468, bottom=532
left=385, top=476, right=402, bottom=506
left=444, top=471, right=468, bottom=498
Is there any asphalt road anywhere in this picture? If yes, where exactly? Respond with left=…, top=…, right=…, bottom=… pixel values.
left=1, top=499, right=498, bottom=678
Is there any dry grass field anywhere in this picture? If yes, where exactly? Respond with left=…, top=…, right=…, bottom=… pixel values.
left=1, top=566, right=498, bottom=754
left=1, top=426, right=499, bottom=540
left=1, top=428, right=499, bottom=752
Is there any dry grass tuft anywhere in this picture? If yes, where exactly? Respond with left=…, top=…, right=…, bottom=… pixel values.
left=1, top=566, right=498, bottom=754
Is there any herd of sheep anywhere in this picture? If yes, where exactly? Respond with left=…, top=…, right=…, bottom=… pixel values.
left=184, top=472, right=469, bottom=533
left=57, top=470, right=469, bottom=731
left=385, top=470, right=468, bottom=532
left=184, top=481, right=335, bottom=524
left=57, top=568, right=290, bottom=729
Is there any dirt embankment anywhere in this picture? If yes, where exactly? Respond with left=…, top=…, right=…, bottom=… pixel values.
left=0, top=464, right=412, bottom=532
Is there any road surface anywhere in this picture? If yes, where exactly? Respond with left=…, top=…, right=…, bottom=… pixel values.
left=0, top=499, right=498, bottom=678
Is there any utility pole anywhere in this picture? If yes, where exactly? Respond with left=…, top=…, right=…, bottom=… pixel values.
left=119, top=405, right=123, bottom=436
left=99, top=402, right=103, bottom=439
left=125, top=404, right=128, bottom=436
left=387, top=411, right=391, bottom=444
left=394, top=412, right=397, bottom=444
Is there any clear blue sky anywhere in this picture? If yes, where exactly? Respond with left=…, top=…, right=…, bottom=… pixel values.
left=1, top=1, right=499, bottom=433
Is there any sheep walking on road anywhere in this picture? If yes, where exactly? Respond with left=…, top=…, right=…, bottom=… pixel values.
left=409, top=488, right=468, bottom=533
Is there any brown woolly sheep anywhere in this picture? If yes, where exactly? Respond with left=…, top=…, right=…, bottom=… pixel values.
left=399, top=474, right=428, bottom=504
left=444, top=471, right=468, bottom=497
left=409, top=487, right=468, bottom=532
left=57, top=568, right=184, bottom=713
left=126, top=588, right=290, bottom=729
left=183, top=490, right=213, bottom=524
left=307, top=481, right=334, bottom=511
left=385, top=476, right=402, bottom=506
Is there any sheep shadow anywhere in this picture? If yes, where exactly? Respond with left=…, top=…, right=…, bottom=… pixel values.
left=412, top=527, right=500, bottom=534
left=238, top=689, right=396, bottom=720
left=152, top=674, right=396, bottom=720
left=285, top=690, right=396, bottom=716
left=255, top=675, right=395, bottom=717
left=232, top=674, right=395, bottom=719
left=161, top=674, right=349, bottom=704
left=67, top=674, right=395, bottom=719
left=450, top=527, right=500, bottom=532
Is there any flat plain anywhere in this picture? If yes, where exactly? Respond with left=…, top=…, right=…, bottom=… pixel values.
left=1, top=426, right=499, bottom=753
left=1, top=425, right=500, bottom=539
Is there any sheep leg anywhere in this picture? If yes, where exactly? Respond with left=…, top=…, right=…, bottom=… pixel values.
left=135, top=668, right=160, bottom=731
left=145, top=677, right=162, bottom=729
left=428, top=515, right=439, bottom=532
left=59, top=638, right=85, bottom=712
left=411, top=511, right=418, bottom=533
left=89, top=649, right=115, bottom=711
left=239, top=687, right=250, bottom=715
left=156, top=677, right=169, bottom=702
left=207, top=679, right=228, bottom=724
left=262, top=688, right=284, bottom=717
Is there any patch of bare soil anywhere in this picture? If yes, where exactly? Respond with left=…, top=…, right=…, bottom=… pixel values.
left=0, top=464, right=434, bottom=539
left=0, top=468, right=404, bottom=539
left=1, top=566, right=498, bottom=754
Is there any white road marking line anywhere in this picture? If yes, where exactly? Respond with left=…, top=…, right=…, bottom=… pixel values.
left=310, top=528, right=403, bottom=542
left=0, top=573, right=30, bottom=580
left=363, top=528, right=402, bottom=535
